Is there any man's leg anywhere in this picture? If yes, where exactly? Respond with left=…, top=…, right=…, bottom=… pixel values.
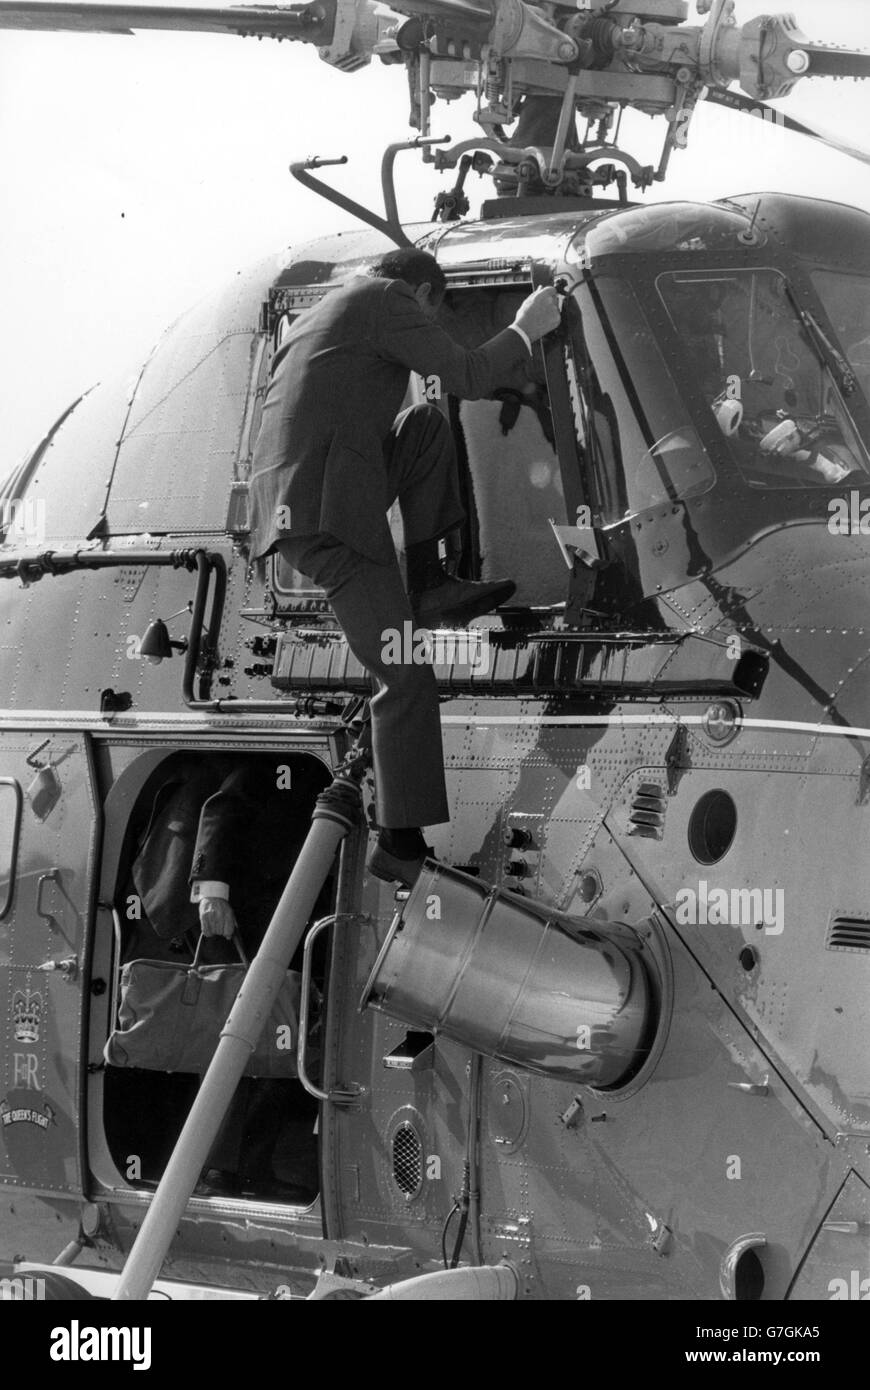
left=199, top=1082, right=247, bottom=1194
left=383, top=402, right=464, bottom=548
left=277, top=534, right=449, bottom=834
left=237, top=1079, right=318, bottom=1202
left=384, top=404, right=516, bottom=624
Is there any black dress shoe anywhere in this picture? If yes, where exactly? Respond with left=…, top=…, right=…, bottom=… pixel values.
left=196, top=1168, right=242, bottom=1198
left=410, top=570, right=516, bottom=628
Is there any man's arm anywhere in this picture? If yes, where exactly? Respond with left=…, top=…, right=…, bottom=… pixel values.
left=189, top=766, right=258, bottom=939
left=377, top=281, right=561, bottom=400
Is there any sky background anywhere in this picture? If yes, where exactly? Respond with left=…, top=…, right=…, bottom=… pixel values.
left=1, top=0, right=870, bottom=472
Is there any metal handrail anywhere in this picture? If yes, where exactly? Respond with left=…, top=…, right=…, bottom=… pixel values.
left=180, top=550, right=227, bottom=707
left=297, top=912, right=365, bottom=1105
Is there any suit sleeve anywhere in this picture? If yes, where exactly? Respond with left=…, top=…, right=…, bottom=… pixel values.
left=189, top=766, right=259, bottom=888
left=377, top=279, right=531, bottom=400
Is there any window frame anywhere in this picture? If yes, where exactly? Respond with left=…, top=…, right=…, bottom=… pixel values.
left=0, top=777, right=22, bottom=919
left=570, top=274, right=717, bottom=525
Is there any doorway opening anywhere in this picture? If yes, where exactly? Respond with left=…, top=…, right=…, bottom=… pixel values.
left=102, top=749, right=334, bottom=1205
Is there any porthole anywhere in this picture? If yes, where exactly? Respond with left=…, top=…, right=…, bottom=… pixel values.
left=734, top=1247, right=765, bottom=1301
left=688, top=789, right=736, bottom=865
left=720, top=1234, right=766, bottom=1300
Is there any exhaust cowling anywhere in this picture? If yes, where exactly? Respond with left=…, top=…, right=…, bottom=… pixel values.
left=362, top=862, right=658, bottom=1088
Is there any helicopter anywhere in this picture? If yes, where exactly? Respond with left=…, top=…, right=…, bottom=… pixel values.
left=0, top=0, right=870, bottom=1306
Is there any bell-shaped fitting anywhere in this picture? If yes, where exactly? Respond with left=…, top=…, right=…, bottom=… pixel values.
left=140, top=619, right=174, bottom=664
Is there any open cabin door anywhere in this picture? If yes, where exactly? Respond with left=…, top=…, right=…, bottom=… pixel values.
left=88, top=742, right=343, bottom=1217
left=438, top=262, right=593, bottom=610
left=0, top=733, right=99, bottom=1195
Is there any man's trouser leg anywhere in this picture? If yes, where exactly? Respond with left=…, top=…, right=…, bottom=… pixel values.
left=276, top=535, right=450, bottom=829
left=383, top=403, right=464, bottom=548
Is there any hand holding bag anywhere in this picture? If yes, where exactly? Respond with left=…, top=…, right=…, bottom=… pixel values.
left=104, top=933, right=302, bottom=1078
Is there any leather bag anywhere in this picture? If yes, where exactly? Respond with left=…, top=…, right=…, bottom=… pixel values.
left=104, top=934, right=301, bottom=1078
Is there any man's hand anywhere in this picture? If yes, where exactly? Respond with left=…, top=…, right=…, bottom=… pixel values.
left=513, top=286, right=562, bottom=345
left=199, top=896, right=238, bottom=939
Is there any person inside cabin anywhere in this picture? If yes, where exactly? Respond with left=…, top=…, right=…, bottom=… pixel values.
left=660, top=270, right=862, bottom=484
left=116, top=754, right=328, bottom=1201
left=248, top=249, right=561, bottom=886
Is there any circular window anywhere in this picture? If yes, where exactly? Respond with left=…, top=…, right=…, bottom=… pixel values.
left=688, top=790, right=737, bottom=864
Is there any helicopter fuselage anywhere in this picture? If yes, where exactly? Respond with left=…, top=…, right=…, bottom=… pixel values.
left=1, top=192, right=869, bottom=1301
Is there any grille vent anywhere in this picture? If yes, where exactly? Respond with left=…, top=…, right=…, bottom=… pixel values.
left=392, top=1122, right=423, bottom=1199
left=826, top=917, right=870, bottom=953
left=628, top=782, right=667, bottom=840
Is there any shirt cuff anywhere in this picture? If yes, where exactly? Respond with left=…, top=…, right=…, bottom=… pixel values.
left=190, top=880, right=230, bottom=902
left=509, top=324, right=532, bottom=354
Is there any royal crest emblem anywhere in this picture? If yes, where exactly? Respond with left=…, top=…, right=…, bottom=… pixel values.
left=12, top=988, right=42, bottom=1045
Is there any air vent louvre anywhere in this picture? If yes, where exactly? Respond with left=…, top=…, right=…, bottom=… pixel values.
left=827, top=917, right=870, bottom=953
left=628, top=782, right=666, bottom=840
left=392, top=1121, right=423, bottom=1198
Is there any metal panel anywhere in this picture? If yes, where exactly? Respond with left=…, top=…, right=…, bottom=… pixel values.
left=106, top=270, right=267, bottom=534
left=0, top=733, right=99, bottom=1194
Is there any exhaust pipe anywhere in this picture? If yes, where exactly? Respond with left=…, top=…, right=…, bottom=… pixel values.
left=362, top=862, right=658, bottom=1087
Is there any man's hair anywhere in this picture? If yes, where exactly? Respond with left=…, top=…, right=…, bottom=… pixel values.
left=369, top=249, right=447, bottom=304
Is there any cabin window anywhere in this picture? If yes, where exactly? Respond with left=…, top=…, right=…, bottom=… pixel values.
left=572, top=277, right=715, bottom=523
left=439, top=284, right=572, bottom=605
left=657, top=268, right=869, bottom=489
left=453, top=392, right=566, bottom=607
left=0, top=779, right=22, bottom=919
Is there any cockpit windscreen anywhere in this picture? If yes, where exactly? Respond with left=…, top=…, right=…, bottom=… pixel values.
left=812, top=269, right=870, bottom=409
left=657, top=268, right=870, bottom=489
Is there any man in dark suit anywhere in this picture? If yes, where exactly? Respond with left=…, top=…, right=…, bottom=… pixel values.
left=249, top=248, right=561, bottom=883
left=129, top=755, right=325, bottom=950
left=189, top=757, right=328, bottom=1202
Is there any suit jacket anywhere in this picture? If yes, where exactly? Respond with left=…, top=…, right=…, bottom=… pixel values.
left=188, top=762, right=323, bottom=944
left=131, top=761, right=224, bottom=941
left=131, top=759, right=325, bottom=947
left=248, top=275, right=530, bottom=564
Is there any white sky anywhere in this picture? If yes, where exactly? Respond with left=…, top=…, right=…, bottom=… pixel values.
left=1, top=0, right=869, bottom=471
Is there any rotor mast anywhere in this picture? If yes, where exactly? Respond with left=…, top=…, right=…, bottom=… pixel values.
left=2, top=0, right=869, bottom=200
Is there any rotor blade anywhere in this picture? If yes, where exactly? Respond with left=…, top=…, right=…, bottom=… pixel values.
left=704, top=87, right=870, bottom=171
left=803, top=45, right=870, bottom=81
left=375, top=0, right=490, bottom=24
left=0, top=2, right=331, bottom=38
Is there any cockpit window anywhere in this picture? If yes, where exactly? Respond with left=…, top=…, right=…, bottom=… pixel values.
left=571, top=277, right=716, bottom=523
left=657, top=268, right=869, bottom=489
left=811, top=270, right=870, bottom=411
